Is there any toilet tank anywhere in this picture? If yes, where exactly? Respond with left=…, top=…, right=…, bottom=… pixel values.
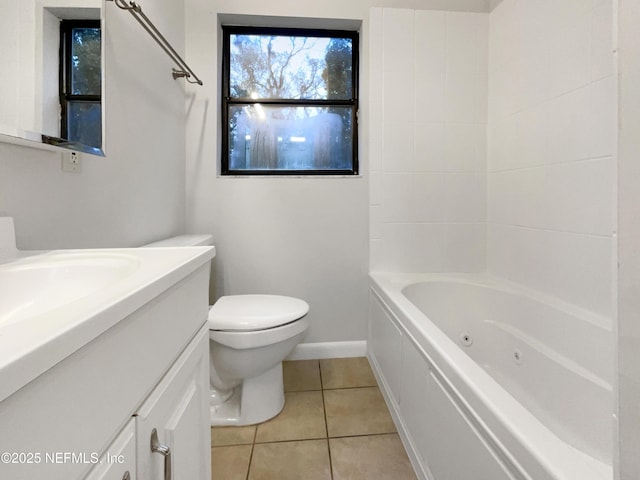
left=142, top=234, right=216, bottom=304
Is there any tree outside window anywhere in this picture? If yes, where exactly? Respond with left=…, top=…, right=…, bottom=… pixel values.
left=221, top=27, right=359, bottom=175
left=60, top=20, right=101, bottom=150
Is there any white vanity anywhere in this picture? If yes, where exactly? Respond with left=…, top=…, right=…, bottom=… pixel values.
left=0, top=225, right=215, bottom=480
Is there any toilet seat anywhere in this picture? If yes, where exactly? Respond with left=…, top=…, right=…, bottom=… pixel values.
left=209, top=294, right=309, bottom=332
left=210, top=317, right=309, bottom=350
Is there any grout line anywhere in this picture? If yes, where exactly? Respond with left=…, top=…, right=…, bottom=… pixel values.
left=253, top=436, right=329, bottom=445
left=327, top=437, right=334, bottom=480
left=328, top=431, right=399, bottom=440
left=487, top=154, right=613, bottom=174
left=486, top=221, right=613, bottom=238
left=317, top=359, right=325, bottom=391
left=243, top=425, right=258, bottom=480
left=323, top=384, right=379, bottom=391
left=319, top=361, right=335, bottom=480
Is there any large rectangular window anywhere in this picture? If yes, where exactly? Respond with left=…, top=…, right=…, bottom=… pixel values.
left=221, top=26, right=359, bottom=175
left=60, top=20, right=101, bottom=149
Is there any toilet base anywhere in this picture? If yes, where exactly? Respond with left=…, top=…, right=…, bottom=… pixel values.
left=210, top=363, right=285, bottom=426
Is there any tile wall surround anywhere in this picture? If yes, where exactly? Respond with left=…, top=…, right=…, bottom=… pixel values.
left=369, top=8, right=488, bottom=273
left=617, top=1, right=640, bottom=477
left=487, top=0, right=616, bottom=317
left=370, top=1, right=616, bottom=319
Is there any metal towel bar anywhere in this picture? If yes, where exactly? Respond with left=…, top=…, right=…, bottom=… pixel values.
left=107, top=0, right=203, bottom=85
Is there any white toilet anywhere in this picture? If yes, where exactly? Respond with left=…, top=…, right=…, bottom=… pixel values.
left=143, top=234, right=310, bottom=426
left=208, top=294, right=309, bottom=425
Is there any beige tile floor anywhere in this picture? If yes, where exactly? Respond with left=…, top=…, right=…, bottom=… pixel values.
left=211, top=357, right=417, bottom=480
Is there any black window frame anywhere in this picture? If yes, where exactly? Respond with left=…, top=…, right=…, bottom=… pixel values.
left=59, top=19, right=101, bottom=144
left=221, top=25, right=359, bottom=176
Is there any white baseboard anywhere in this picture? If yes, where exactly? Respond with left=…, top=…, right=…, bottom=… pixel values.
left=287, top=341, right=367, bottom=360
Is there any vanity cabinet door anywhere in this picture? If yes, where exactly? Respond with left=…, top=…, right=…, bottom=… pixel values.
left=85, top=419, right=136, bottom=480
left=135, top=326, right=210, bottom=480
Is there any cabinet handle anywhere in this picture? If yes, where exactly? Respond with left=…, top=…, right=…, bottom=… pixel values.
left=150, top=428, right=172, bottom=480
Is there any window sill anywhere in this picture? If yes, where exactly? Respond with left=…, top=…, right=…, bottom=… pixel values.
left=217, top=173, right=363, bottom=179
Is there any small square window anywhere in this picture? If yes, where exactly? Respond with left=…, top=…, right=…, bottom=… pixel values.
left=60, top=20, right=102, bottom=149
left=221, top=26, right=359, bottom=175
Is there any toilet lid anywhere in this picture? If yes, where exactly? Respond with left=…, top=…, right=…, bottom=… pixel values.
left=208, top=294, right=309, bottom=331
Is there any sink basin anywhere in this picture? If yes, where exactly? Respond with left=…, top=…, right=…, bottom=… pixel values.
left=0, top=246, right=215, bottom=404
left=0, top=252, right=140, bottom=328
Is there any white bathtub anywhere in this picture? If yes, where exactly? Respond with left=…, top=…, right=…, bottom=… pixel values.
left=368, top=273, right=613, bottom=480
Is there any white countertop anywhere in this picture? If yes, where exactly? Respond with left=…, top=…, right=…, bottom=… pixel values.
left=0, top=246, right=215, bottom=403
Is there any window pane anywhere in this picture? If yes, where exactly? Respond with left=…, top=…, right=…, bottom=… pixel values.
left=228, top=105, right=354, bottom=171
left=67, top=101, right=101, bottom=149
left=229, top=34, right=353, bottom=100
left=71, top=27, right=101, bottom=95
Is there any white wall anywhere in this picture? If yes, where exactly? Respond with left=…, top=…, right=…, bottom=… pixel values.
left=0, top=1, right=20, bottom=132
left=184, top=0, right=491, bottom=343
left=0, top=0, right=187, bottom=249
left=487, top=0, right=616, bottom=317
left=369, top=8, right=488, bottom=273
left=0, top=0, right=100, bottom=136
